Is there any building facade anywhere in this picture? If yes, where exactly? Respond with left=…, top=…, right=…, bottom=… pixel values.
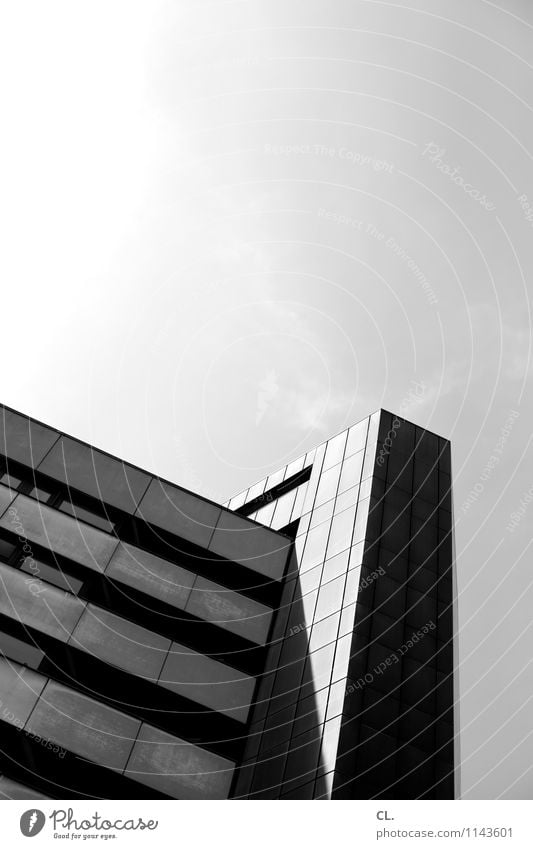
left=0, top=404, right=456, bottom=800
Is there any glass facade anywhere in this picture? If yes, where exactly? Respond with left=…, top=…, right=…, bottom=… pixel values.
left=228, top=411, right=456, bottom=800
left=0, top=403, right=455, bottom=800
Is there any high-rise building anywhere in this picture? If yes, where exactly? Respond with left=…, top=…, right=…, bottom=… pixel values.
left=0, top=404, right=456, bottom=800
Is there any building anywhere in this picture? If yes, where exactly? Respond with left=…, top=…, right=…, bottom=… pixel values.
left=0, top=404, right=456, bottom=800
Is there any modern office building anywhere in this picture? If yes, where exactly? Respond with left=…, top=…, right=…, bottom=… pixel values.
left=0, top=404, right=455, bottom=800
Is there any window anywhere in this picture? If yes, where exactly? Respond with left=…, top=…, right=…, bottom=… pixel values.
left=28, top=486, right=53, bottom=503
left=0, top=537, right=16, bottom=563
left=20, top=557, right=83, bottom=595
left=38, top=436, right=150, bottom=515
left=0, top=485, right=15, bottom=516
left=314, top=575, right=346, bottom=623
left=0, top=633, right=44, bottom=673
left=0, top=473, right=22, bottom=490
left=345, top=418, right=369, bottom=458
left=314, top=464, right=342, bottom=508
left=58, top=500, right=114, bottom=534
left=0, top=495, right=119, bottom=572
left=322, top=431, right=348, bottom=471
left=325, top=504, right=356, bottom=560
left=338, top=451, right=364, bottom=495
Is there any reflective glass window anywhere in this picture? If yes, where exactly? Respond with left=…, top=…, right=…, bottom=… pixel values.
left=332, top=634, right=353, bottom=683
left=361, top=443, right=378, bottom=481
left=309, top=498, right=335, bottom=530
left=326, top=504, right=356, bottom=560
left=338, top=451, right=364, bottom=495
left=26, top=680, right=140, bottom=770
left=353, top=498, right=370, bottom=543
left=285, top=456, right=306, bottom=479
left=320, top=715, right=342, bottom=774
left=345, top=418, right=369, bottom=458
left=186, top=576, right=272, bottom=645
left=0, top=495, right=118, bottom=572
left=253, top=500, right=276, bottom=527
left=367, top=411, right=380, bottom=445
left=321, top=549, right=350, bottom=583
left=301, top=521, right=330, bottom=570
left=0, top=657, right=45, bottom=725
left=265, top=468, right=285, bottom=490
left=291, top=482, right=309, bottom=521
left=106, top=542, right=195, bottom=610
left=296, top=512, right=311, bottom=539
left=228, top=490, right=248, bottom=510
left=309, top=612, right=340, bottom=652
left=314, top=575, right=346, bottom=622
left=323, top=431, right=348, bottom=471
left=271, top=490, right=297, bottom=529
left=246, top=479, right=267, bottom=502
left=298, top=563, right=322, bottom=595
left=314, top=464, right=342, bottom=508
left=305, top=641, right=336, bottom=693
left=159, top=642, right=255, bottom=723
left=334, top=485, right=359, bottom=515
left=70, top=605, right=171, bottom=680
left=0, top=563, right=85, bottom=642
left=339, top=603, right=356, bottom=637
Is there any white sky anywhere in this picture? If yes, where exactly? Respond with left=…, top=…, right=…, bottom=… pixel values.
left=1, top=0, right=533, bottom=799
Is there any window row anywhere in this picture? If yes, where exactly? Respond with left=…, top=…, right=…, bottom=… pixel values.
left=0, top=657, right=234, bottom=799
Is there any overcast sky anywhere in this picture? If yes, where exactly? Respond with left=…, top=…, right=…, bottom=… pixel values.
left=1, top=0, right=533, bottom=799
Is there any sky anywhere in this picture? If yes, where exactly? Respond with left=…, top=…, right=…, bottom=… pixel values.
left=1, top=0, right=533, bottom=799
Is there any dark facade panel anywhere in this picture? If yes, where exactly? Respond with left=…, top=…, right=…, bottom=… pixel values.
left=0, top=407, right=60, bottom=468
left=136, top=478, right=221, bottom=549
left=38, top=436, right=151, bottom=514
